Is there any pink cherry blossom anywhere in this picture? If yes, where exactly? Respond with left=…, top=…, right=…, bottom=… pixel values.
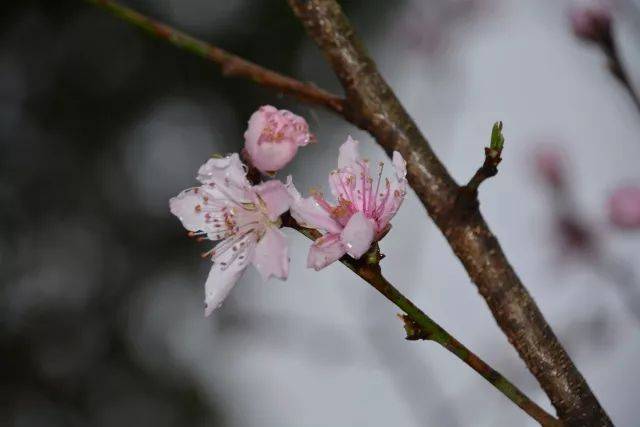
left=608, top=185, right=640, bottom=229
left=568, top=1, right=611, bottom=42
left=288, top=137, right=407, bottom=270
left=534, top=146, right=565, bottom=188
left=244, top=105, right=312, bottom=174
left=170, top=153, right=292, bottom=316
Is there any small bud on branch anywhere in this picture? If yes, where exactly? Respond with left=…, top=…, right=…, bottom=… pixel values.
left=456, top=121, right=505, bottom=210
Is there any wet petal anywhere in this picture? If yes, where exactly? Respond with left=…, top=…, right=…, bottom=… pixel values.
left=203, top=233, right=255, bottom=316
left=249, top=141, right=299, bottom=174
left=198, top=153, right=251, bottom=192
left=286, top=111, right=312, bottom=147
left=329, top=170, right=356, bottom=203
left=287, top=180, right=343, bottom=234
left=340, top=211, right=375, bottom=258
left=252, top=227, right=289, bottom=281
left=376, top=181, right=406, bottom=231
left=244, top=105, right=310, bottom=173
left=203, top=259, right=244, bottom=317
left=338, top=136, right=360, bottom=169
left=253, top=180, right=292, bottom=221
left=244, top=105, right=273, bottom=157
left=392, top=151, right=407, bottom=181
left=169, top=188, right=210, bottom=232
left=292, top=196, right=343, bottom=233
left=307, top=234, right=346, bottom=271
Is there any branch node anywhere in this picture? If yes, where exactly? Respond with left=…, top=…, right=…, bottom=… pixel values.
left=398, top=314, right=431, bottom=341
left=364, top=243, right=384, bottom=267
left=457, top=121, right=505, bottom=210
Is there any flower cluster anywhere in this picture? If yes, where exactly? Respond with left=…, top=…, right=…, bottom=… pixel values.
left=287, top=137, right=407, bottom=270
left=170, top=105, right=406, bottom=316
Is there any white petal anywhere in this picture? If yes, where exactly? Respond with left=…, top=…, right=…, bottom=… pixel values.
left=169, top=188, right=210, bottom=232
left=307, top=234, right=346, bottom=271
left=392, top=151, right=407, bottom=180
left=203, top=234, right=255, bottom=316
left=252, top=227, right=289, bottom=281
left=376, top=180, right=406, bottom=230
left=203, top=262, right=244, bottom=316
left=328, top=170, right=354, bottom=202
left=244, top=106, right=270, bottom=156
left=338, top=136, right=360, bottom=169
left=253, top=180, right=292, bottom=221
left=197, top=153, right=251, bottom=190
left=340, top=211, right=376, bottom=259
left=287, top=179, right=343, bottom=234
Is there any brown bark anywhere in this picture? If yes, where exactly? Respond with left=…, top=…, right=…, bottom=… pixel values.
left=287, top=1, right=612, bottom=425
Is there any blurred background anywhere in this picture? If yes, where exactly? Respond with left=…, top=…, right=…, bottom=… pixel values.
left=2, top=0, right=640, bottom=426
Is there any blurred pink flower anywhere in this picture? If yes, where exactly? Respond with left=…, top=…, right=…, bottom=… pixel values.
left=608, top=185, right=640, bottom=229
left=568, top=0, right=612, bottom=42
left=170, top=154, right=292, bottom=315
left=244, top=105, right=312, bottom=174
left=288, top=137, right=407, bottom=270
left=534, top=146, right=565, bottom=188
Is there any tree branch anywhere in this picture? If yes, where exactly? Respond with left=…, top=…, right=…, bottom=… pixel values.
left=598, top=31, right=640, bottom=114
left=83, top=0, right=611, bottom=424
left=286, top=1, right=611, bottom=425
left=83, top=0, right=345, bottom=114
left=282, top=214, right=560, bottom=427
left=246, top=149, right=557, bottom=425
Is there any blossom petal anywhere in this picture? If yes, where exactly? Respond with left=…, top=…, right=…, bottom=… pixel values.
left=338, top=136, right=360, bottom=169
left=328, top=170, right=356, bottom=204
left=203, top=259, right=245, bottom=317
left=253, top=180, right=292, bottom=221
left=608, top=186, right=640, bottom=229
left=169, top=188, right=210, bottom=232
left=203, top=233, right=255, bottom=316
left=340, top=211, right=375, bottom=258
left=197, top=154, right=251, bottom=196
left=244, top=105, right=273, bottom=155
left=244, top=105, right=309, bottom=173
left=392, top=151, right=407, bottom=181
left=376, top=186, right=405, bottom=230
left=252, top=227, right=289, bottom=281
left=287, top=180, right=343, bottom=234
left=307, top=233, right=346, bottom=271
left=249, top=142, right=300, bottom=173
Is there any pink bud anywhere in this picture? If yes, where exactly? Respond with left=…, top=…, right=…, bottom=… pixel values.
left=243, top=105, right=311, bottom=174
left=568, top=1, right=611, bottom=42
left=608, top=185, right=640, bottom=229
left=534, top=147, right=565, bottom=188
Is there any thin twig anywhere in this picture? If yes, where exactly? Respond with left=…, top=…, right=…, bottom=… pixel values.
left=287, top=1, right=612, bottom=425
left=83, top=0, right=345, bottom=114
left=541, top=164, right=640, bottom=325
left=458, top=121, right=504, bottom=209
left=246, top=147, right=556, bottom=425
left=282, top=214, right=561, bottom=427
left=598, top=33, right=640, bottom=113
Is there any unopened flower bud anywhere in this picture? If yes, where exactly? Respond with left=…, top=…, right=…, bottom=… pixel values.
left=243, top=105, right=311, bottom=174
left=608, top=185, right=640, bottom=229
left=569, top=1, right=612, bottom=43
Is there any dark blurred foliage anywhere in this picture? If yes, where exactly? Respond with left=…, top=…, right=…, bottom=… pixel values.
left=0, top=0, right=399, bottom=425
